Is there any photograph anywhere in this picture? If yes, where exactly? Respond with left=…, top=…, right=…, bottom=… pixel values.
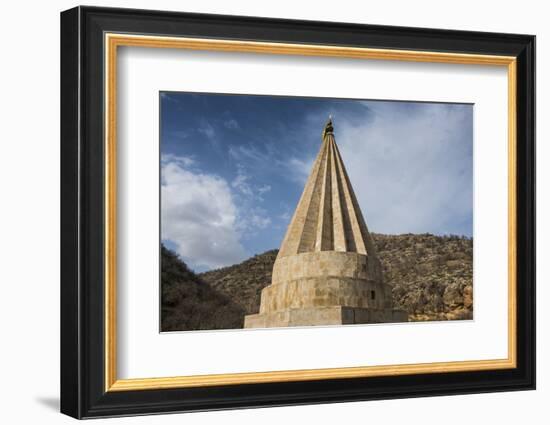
left=160, top=92, right=474, bottom=332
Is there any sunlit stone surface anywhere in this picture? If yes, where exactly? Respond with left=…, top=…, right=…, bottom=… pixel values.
left=244, top=119, right=408, bottom=328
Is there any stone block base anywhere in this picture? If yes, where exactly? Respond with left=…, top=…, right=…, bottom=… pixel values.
left=244, top=306, right=408, bottom=328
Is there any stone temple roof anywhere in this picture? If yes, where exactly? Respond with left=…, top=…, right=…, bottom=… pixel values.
left=278, top=118, right=378, bottom=259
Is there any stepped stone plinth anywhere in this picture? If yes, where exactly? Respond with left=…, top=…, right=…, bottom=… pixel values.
left=244, top=118, right=408, bottom=328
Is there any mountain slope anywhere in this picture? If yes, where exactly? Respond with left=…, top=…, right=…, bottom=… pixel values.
left=199, top=250, right=278, bottom=315
left=161, top=233, right=473, bottom=332
left=375, top=233, right=473, bottom=321
left=161, top=245, right=245, bottom=331
left=200, top=233, right=473, bottom=322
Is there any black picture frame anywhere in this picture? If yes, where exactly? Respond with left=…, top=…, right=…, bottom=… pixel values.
left=60, top=5, right=535, bottom=419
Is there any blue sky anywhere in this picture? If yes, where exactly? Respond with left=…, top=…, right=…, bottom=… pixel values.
left=160, top=92, right=473, bottom=272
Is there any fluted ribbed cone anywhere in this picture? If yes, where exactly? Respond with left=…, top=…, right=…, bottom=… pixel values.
left=278, top=119, right=377, bottom=259
left=243, top=118, right=409, bottom=328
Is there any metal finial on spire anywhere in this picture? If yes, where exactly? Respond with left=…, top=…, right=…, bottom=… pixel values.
left=323, top=115, right=334, bottom=137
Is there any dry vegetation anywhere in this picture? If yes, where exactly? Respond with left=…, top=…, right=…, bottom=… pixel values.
left=373, top=233, right=473, bottom=321
left=161, top=245, right=245, bottom=332
left=200, top=250, right=278, bottom=315
left=161, top=233, right=473, bottom=331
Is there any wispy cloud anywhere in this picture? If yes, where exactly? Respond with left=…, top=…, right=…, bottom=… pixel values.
left=228, top=143, right=267, bottom=164
left=231, top=166, right=253, bottom=197
left=161, top=153, right=195, bottom=168
left=160, top=92, right=179, bottom=102
left=224, top=118, right=240, bottom=129
left=198, top=122, right=215, bottom=139
left=229, top=141, right=315, bottom=187
left=230, top=166, right=273, bottom=236
left=245, top=207, right=272, bottom=231
left=286, top=156, right=314, bottom=184
left=165, top=129, right=189, bottom=140
left=258, top=184, right=271, bottom=197
left=197, top=120, right=218, bottom=149
left=278, top=202, right=292, bottom=222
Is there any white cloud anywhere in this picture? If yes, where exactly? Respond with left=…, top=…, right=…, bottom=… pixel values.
left=335, top=103, right=473, bottom=235
left=285, top=103, right=472, bottom=236
left=161, top=159, right=247, bottom=270
left=161, top=156, right=274, bottom=270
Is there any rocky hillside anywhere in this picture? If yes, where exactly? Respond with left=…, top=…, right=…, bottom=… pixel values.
left=200, top=233, right=473, bottom=322
left=373, top=233, right=473, bottom=321
left=161, top=233, right=473, bottom=331
left=161, top=245, right=245, bottom=332
left=200, top=250, right=278, bottom=316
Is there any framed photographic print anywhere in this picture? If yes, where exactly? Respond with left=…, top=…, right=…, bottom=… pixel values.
left=60, top=6, right=535, bottom=419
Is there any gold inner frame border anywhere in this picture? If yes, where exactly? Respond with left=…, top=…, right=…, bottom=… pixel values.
left=104, top=33, right=517, bottom=392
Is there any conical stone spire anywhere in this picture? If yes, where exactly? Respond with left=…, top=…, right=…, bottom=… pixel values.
left=278, top=118, right=377, bottom=259
left=244, top=118, right=407, bottom=328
